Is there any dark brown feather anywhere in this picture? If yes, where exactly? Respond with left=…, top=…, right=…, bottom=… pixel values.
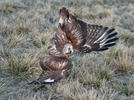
left=36, top=28, right=73, bottom=84
left=58, top=7, right=118, bottom=53
left=48, top=29, right=72, bottom=57
left=40, top=55, right=72, bottom=71
left=38, top=54, right=73, bottom=83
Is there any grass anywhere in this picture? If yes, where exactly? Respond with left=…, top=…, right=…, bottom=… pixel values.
left=113, top=79, right=134, bottom=96
left=114, top=50, right=134, bottom=73
left=104, top=44, right=134, bottom=73
left=119, top=33, right=134, bottom=45
left=0, top=0, right=134, bottom=100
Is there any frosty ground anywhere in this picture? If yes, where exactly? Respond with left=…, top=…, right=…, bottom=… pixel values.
left=0, top=0, right=134, bottom=100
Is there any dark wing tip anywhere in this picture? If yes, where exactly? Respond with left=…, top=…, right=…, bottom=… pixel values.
left=106, top=37, right=119, bottom=44
left=104, top=27, right=109, bottom=31
left=107, top=32, right=118, bottom=39
left=98, top=47, right=108, bottom=51
left=107, top=28, right=115, bottom=35
left=103, top=43, right=116, bottom=48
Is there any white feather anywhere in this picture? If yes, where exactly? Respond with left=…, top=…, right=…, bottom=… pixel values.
left=99, top=36, right=107, bottom=43
left=99, top=31, right=115, bottom=43
left=44, top=78, right=54, bottom=83
left=100, top=42, right=106, bottom=48
left=100, top=36, right=116, bottom=47
left=94, top=32, right=107, bottom=43
left=100, top=36, right=116, bottom=48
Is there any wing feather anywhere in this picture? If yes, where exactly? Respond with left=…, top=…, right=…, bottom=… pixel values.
left=78, top=21, right=118, bottom=53
left=49, top=29, right=71, bottom=57
left=58, top=7, right=118, bottom=53
left=40, top=55, right=72, bottom=71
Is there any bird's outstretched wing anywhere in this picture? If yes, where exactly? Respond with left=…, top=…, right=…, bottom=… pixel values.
left=59, top=8, right=85, bottom=49
left=58, top=7, right=118, bottom=53
left=79, top=21, right=118, bottom=53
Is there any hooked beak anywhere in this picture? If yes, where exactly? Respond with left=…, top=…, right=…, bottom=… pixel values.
left=65, top=51, right=72, bottom=57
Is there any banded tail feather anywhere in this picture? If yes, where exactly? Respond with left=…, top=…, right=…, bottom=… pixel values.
left=97, top=28, right=118, bottom=51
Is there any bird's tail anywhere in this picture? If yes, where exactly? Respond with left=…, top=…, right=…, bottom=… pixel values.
left=96, top=28, right=118, bottom=51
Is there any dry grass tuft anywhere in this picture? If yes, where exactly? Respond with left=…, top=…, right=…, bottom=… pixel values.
left=114, top=50, right=134, bottom=73
left=0, top=0, right=134, bottom=99
left=4, top=55, right=38, bottom=76
left=57, top=80, right=118, bottom=100
left=113, top=78, right=134, bottom=96
left=119, top=33, right=134, bottom=45
left=104, top=44, right=134, bottom=73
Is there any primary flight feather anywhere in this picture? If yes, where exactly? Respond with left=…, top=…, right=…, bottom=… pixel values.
left=58, top=7, right=118, bottom=53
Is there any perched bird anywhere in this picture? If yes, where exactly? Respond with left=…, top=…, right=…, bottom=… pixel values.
left=58, top=7, right=118, bottom=53
left=30, top=29, right=74, bottom=84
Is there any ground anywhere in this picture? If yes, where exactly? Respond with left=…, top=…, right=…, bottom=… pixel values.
left=0, top=0, right=134, bottom=100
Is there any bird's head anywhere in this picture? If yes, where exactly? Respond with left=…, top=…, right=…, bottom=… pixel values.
left=63, top=44, right=74, bottom=57
left=58, top=7, right=77, bottom=33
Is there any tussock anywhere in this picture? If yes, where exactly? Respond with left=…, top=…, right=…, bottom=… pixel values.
left=0, top=0, right=134, bottom=100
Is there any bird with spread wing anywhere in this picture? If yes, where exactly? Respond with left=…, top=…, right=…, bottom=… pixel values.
left=30, top=7, right=119, bottom=85
left=58, top=7, right=118, bottom=53
left=30, top=29, right=73, bottom=84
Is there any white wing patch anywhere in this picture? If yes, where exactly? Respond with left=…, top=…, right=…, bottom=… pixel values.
left=44, top=78, right=54, bottom=83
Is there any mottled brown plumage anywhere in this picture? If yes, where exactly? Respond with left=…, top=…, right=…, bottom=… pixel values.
left=38, top=54, right=73, bottom=83
left=58, top=7, right=118, bottom=53
left=29, top=7, right=119, bottom=85
left=31, top=29, right=73, bottom=84
left=48, top=29, right=73, bottom=57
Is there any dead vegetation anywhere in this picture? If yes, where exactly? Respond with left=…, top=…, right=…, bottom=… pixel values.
left=0, top=0, right=134, bottom=100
